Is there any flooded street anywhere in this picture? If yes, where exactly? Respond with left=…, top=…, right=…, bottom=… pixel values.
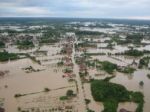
left=72, top=37, right=87, bottom=111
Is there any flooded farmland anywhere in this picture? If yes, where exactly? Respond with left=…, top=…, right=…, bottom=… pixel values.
left=0, top=18, right=150, bottom=112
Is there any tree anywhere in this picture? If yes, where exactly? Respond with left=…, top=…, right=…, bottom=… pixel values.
left=66, top=90, right=74, bottom=97
left=44, top=88, right=50, bottom=92
left=139, top=81, right=144, bottom=86
left=0, top=41, right=5, bottom=48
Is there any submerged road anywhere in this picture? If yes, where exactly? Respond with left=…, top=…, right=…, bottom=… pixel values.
left=71, top=37, right=87, bottom=112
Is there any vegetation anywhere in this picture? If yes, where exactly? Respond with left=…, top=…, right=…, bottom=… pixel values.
left=126, top=34, right=143, bottom=44
left=86, top=59, right=135, bottom=75
left=79, top=71, right=88, bottom=77
left=59, top=90, right=74, bottom=101
left=59, top=96, right=68, bottom=100
left=124, top=49, right=143, bottom=57
left=138, top=56, right=150, bottom=68
left=85, top=99, right=91, bottom=104
left=85, top=53, right=106, bottom=56
left=110, top=34, right=144, bottom=45
left=147, top=74, right=150, bottom=79
left=42, top=27, right=60, bottom=38
left=91, top=78, right=144, bottom=112
left=86, top=60, right=95, bottom=68
left=63, top=68, right=73, bottom=73
left=139, top=81, right=144, bottom=87
left=17, top=40, right=34, bottom=49
left=39, top=28, right=60, bottom=44
left=117, top=66, right=136, bottom=74
left=75, top=31, right=103, bottom=36
left=14, top=94, right=22, bottom=98
left=0, top=41, right=5, bottom=48
left=44, top=88, right=50, bottom=92
left=0, top=52, right=19, bottom=62
left=107, top=43, right=114, bottom=49
left=66, top=90, right=74, bottom=97
left=96, top=61, right=117, bottom=74
left=14, top=88, right=50, bottom=98
left=57, top=61, right=64, bottom=66
left=76, top=42, right=97, bottom=48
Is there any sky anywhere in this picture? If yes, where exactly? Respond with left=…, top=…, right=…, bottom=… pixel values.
left=0, top=0, right=150, bottom=20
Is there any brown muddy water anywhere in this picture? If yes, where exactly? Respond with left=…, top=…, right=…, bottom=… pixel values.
left=0, top=58, right=75, bottom=112
left=1, top=43, right=150, bottom=112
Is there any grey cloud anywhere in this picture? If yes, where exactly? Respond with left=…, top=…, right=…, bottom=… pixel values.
left=0, top=0, right=149, bottom=19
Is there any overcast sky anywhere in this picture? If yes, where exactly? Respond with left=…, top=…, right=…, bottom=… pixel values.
left=0, top=0, right=150, bottom=19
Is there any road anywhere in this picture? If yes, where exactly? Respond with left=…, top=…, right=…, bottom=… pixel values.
left=71, top=37, right=87, bottom=112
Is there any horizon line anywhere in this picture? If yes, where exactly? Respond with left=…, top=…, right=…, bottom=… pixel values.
left=0, top=16, right=150, bottom=21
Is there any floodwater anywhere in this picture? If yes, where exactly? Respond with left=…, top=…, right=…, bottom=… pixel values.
left=72, top=38, right=87, bottom=111
left=79, top=27, right=121, bottom=33
left=0, top=58, right=75, bottom=112
left=84, top=83, right=104, bottom=112
left=1, top=38, right=150, bottom=112
left=85, top=65, right=150, bottom=112
left=111, top=70, right=150, bottom=112
left=85, top=40, right=150, bottom=112
left=117, top=102, right=137, bottom=112
left=0, top=43, right=76, bottom=112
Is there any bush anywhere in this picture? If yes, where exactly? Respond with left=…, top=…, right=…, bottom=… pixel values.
left=147, top=74, right=150, bottom=79
left=57, top=61, right=64, bottom=66
left=139, top=81, right=144, bottom=86
left=59, top=96, right=68, bottom=100
left=14, top=94, right=22, bottom=98
left=44, top=88, right=50, bottom=92
left=85, top=99, right=91, bottom=104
